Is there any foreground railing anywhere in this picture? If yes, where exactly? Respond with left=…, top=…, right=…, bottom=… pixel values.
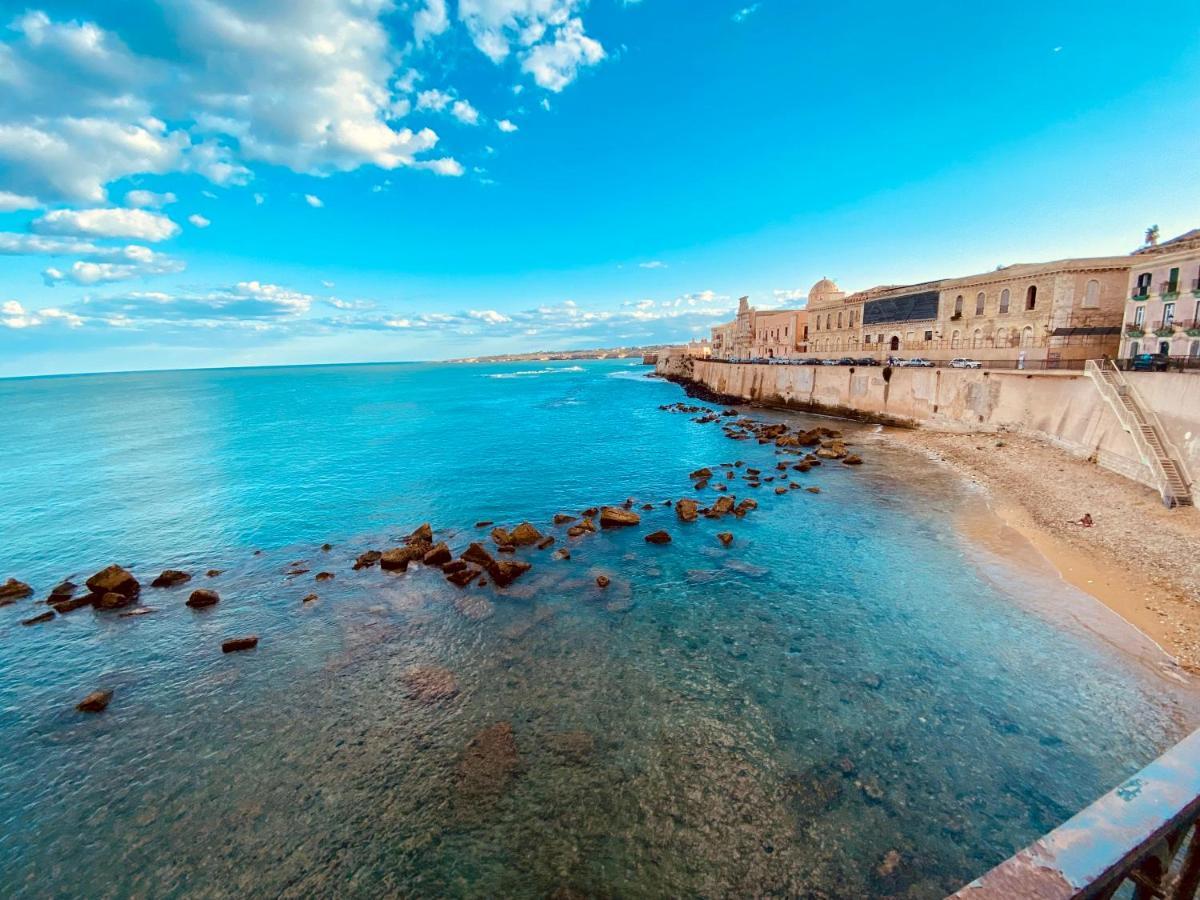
left=952, top=728, right=1200, bottom=899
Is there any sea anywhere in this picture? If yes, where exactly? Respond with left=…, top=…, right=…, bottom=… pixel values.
left=0, top=358, right=1195, bottom=898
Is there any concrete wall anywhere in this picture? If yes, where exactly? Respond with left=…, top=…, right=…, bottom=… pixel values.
left=656, top=354, right=1200, bottom=493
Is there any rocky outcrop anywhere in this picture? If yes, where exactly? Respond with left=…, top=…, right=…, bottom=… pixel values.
left=221, top=635, right=259, bottom=653
left=407, top=523, right=433, bottom=544
left=402, top=665, right=460, bottom=703
left=86, top=565, right=140, bottom=606
left=488, top=559, right=532, bottom=588
left=567, top=518, right=596, bottom=538
left=599, top=507, right=640, bottom=528
left=423, top=543, right=453, bottom=566
left=353, top=550, right=382, bottom=570
left=49, top=581, right=89, bottom=613
left=186, top=589, right=220, bottom=609
left=490, top=526, right=512, bottom=546
left=706, top=496, right=735, bottom=518
left=508, top=522, right=543, bottom=546
left=76, top=690, right=113, bottom=713
left=461, top=543, right=496, bottom=569
left=380, top=544, right=425, bottom=572
left=645, top=530, right=672, bottom=544
left=151, top=569, right=190, bottom=588
left=0, top=578, right=33, bottom=604
left=675, top=499, right=699, bottom=522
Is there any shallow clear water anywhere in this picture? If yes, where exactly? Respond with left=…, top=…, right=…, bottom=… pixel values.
left=0, top=359, right=1195, bottom=897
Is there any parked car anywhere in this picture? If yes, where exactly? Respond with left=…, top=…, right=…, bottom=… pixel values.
left=885, top=356, right=906, bottom=367
left=836, top=357, right=857, bottom=366
left=949, top=357, right=982, bottom=369
left=855, top=357, right=881, bottom=366
left=799, top=358, right=822, bottom=365
left=820, top=359, right=838, bottom=366
left=902, top=357, right=935, bottom=368
left=1130, top=353, right=1169, bottom=372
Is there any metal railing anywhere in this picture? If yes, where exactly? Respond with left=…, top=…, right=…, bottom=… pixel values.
left=1162, top=281, right=1182, bottom=296
left=1085, top=359, right=1193, bottom=506
left=952, top=728, right=1200, bottom=899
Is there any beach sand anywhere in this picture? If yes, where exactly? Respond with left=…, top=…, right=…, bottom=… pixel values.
left=881, top=429, right=1200, bottom=671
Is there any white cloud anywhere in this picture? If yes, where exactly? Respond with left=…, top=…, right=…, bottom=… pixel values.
left=305, top=194, right=324, bottom=208
left=451, top=99, right=480, bottom=125
left=416, top=157, right=465, bottom=176
left=43, top=255, right=185, bottom=286
left=188, top=213, right=211, bottom=228
left=32, top=208, right=181, bottom=242
left=497, top=119, right=519, bottom=133
left=773, top=288, right=807, bottom=304
left=124, top=190, right=177, bottom=209
left=413, top=0, right=450, bottom=45
left=639, top=260, right=668, bottom=269
left=732, top=4, right=761, bottom=22
left=1, top=299, right=84, bottom=328
left=417, top=89, right=454, bottom=112
left=520, top=17, right=605, bottom=92
left=469, top=308, right=512, bottom=324
left=0, top=191, right=40, bottom=212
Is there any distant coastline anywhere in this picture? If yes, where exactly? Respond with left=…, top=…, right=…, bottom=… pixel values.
left=448, top=345, right=667, bottom=364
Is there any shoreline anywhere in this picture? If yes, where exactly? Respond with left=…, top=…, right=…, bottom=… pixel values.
left=880, top=428, right=1200, bottom=672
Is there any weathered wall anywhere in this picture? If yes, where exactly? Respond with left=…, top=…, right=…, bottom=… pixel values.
left=656, top=355, right=1200, bottom=493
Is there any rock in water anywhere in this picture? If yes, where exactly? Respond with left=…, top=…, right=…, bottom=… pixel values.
left=806, top=487, right=822, bottom=495
left=94, top=591, right=136, bottom=610
left=536, top=536, right=556, bottom=550
left=596, top=575, right=611, bottom=588
left=508, top=522, right=543, bottom=546
left=599, top=507, right=640, bottom=528
left=552, top=513, right=576, bottom=525
left=150, top=569, right=191, bottom=588
left=447, top=566, right=481, bottom=588
left=675, top=499, right=699, bottom=522
left=205, top=569, right=223, bottom=578
left=407, top=523, right=434, bottom=544
left=0, top=578, right=33, bottom=604
left=76, top=690, right=113, bottom=713
left=461, top=542, right=497, bottom=569
left=402, top=665, right=460, bottom=703
left=644, top=530, right=672, bottom=545
left=717, top=532, right=734, bottom=546
left=490, top=526, right=512, bottom=546
left=842, top=454, right=863, bottom=466
left=442, top=559, right=467, bottom=575
left=688, top=467, right=713, bottom=481
left=22, top=610, right=54, bottom=625
left=552, top=548, right=571, bottom=561
left=186, top=589, right=220, bottom=609
left=458, top=722, right=519, bottom=800
left=487, top=560, right=532, bottom=588
left=222, top=636, right=259, bottom=653
left=85, top=565, right=140, bottom=604
left=352, top=550, right=382, bottom=570
left=423, top=542, right=453, bottom=566
left=315, top=571, right=335, bottom=582
left=380, top=545, right=423, bottom=571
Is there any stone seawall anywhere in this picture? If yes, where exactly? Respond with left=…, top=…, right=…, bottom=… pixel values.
left=656, top=355, right=1200, bottom=494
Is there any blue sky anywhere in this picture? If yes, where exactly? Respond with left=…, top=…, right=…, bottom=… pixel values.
left=1, top=0, right=1198, bottom=376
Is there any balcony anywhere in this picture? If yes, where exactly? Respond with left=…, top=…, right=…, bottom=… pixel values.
left=1131, top=286, right=1151, bottom=301
left=1125, top=325, right=1146, bottom=337
left=1193, top=277, right=1200, bottom=296
left=1179, top=319, right=1200, bottom=336
left=1161, top=280, right=1181, bottom=299
left=1151, top=320, right=1177, bottom=337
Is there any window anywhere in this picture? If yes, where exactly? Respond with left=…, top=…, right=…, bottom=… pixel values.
left=850, top=310, right=856, bottom=327
left=999, top=289, right=1010, bottom=314
left=837, top=311, right=843, bottom=329
left=826, top=314, right=831, bottom=330
left=951, top=330, right=961, bottom=348
left=924, top=330, right=933, bottom=342
left=1164, top=302, right=1176, bottom=326
left=1135, top=272, right=1152, bottom=296
left=972, top=329, right=982, bottom=348
left=995, top=328, right=1007, bottom=347
left=1134, top=306, right=1146, bottom=327
left=1168, top=267, right=1180, bottom=293
left=1025, top=285, right=1037, bottom=310
left=975, top=292, right=985, bottom=316
left=1191, top=341, right=1199, bottom=359
left=1083, top=279, right=1101, bottom=308
left=1021, top=326, right=1034, bottom=347
left=953, top=295, right=963, bottom=317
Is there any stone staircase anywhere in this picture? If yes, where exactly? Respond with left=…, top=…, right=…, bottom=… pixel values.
left=1086, top=359, right=1193, bottom=507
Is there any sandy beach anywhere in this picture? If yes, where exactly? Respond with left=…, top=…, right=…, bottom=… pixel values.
left=882, top=429, right=1200, bottom=671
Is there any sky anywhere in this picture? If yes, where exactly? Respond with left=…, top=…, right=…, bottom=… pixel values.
left=0, top=0, right=1198, bottom=377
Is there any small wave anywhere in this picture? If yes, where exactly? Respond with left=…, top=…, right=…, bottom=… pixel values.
left=485, top=365, right=584, bottom=379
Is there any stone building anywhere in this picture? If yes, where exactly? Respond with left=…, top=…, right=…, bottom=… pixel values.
left=1119, top=229, right=1200, bottom=361
left=753, top=308, right=809, bottom=358
left=710, top=321, right=736, bottom=359
left=804, top=278, right=862, bottom=355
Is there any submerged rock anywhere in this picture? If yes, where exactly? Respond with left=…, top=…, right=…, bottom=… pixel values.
left=442, top=559, right=467, bottom=575
left=22, top=610, right=54, bottom=625
left=0, top=578, right=33, bottom=604
left=301, top=593, right=318, bottom=604
left=315, top=571, right=335, bottom=582
left=536, top=536, right=556, bottom=550
left=186, top=589, right=220, bottom=609
left=222, top=635, right=259, bottom=653
left=94, top=591, right=136, bottom=610
left=206, top=569, right=223, bottom=578
left=842, top=454, right=863, bottom=466
left=644, top=530, right=672, bottom=545
left=151, top=569, right=190, bottom=588
left=717, top=532, right=734, bottom=546
left=596, top=575, right=611, bottom=588
left=402, top=665, right=460, bottom=703
left=454, top=594, right=494, bottom=621
left=447, top=566, right=481, bottom=588
left=457, top=722, right=519, bottom=800
left=552, top=548, right=571, bottom=561
left=474, top=520, right=494, bottom=528
left=806, top=487, right=822, bottom=495
left=76, top=690, right=113, bottom=713
left=552, top=513, right=576, bottom=525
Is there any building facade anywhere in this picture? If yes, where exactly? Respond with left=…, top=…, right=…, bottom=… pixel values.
left=1119, top=229, right=1200, bottom=361
left=753, top=308, right=809, bottom=358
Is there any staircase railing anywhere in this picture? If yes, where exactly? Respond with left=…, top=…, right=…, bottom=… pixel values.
left=1085, top=359, right=1193, bottom=507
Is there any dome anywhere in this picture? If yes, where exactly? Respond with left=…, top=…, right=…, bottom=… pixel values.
left=807, top=277, right=842, bottom=306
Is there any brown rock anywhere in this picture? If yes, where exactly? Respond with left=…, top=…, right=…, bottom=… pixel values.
left=52, top=595, right=93, bottom=614
left=842, top=454, right=863, bottom=466
left=552, top=548, right=571, bottom=561
left=474, top=520, right=494, bottom=528
left=490, top=526, right=512, bottom=546
left=487, top=559, right=532, bottom=588
left=600, top=506, right=640, bottom=528
left=694, top=479, right=709, bottom=490
left=877, top=850, right=901, bottom=878
left=151, top=569, right=190, bottom=588
left=442, top=559, right=467, bottom=575
left=186, top=588, right=220, bottom=609
left=47, top=580, right=76, bottom=602
left=458, top=722, right=519, bottom=799
left=717, top=532, right=734, bottom=546
left=85, top=565, right=139, bottom=602
left=205, top=569, right=223, bottom=578
left=407, top=523, right=434, bottom=544
left=461, top=542, right=497, bottom=569
left=222, top=635, right=259, bottom=653
left=94, top=591, right=135, bottom=610
left=301, top=593, right=318, bottom=603
left=644, top=530, right=672, bottom=544
left=321, top=543, right=333, bottom=552
left=423, top=542, right=453, bottom=566
left=675, top=498, right=699, bottom=522
left=315, top=571, right=335, bottom=582
left=775, top=487, right=788, bottom=495
left=447, top=566, right=481, bottom=588
left=552, top=513, right=576, bottom=525
left=806, top=487, right=822, bottom=494
left=352, top=550, right=382, bottom=570
left=536, top=536, right=556, bottom=550
left=0, top=578, right=33, bottom=604
left=287, top=565, right=310, bottom=576
left=496, top=544, right=516, bottom=554
left=688, top=467, right=713, bottom=481
left=596, top=575, right=610, bottom=588
left=707, top=496, right=735, bottom=518
left=22, top=610, right=54, bottom=625
left=509, top=522, right=543, bottom=546
left=402, top=665, right=460, bottom=703
left=581, top=507, right=599, bottom=518
left=380, top=544, right=423, bottom=571
left=76, top=690, right=113, bottom=713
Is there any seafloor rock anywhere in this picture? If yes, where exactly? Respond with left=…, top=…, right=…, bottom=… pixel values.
left=0, top=578, right=33, bottom=604
left=186, top=588, right=220, bottom=609
left=461, top=543, right=497, bottom=569
left=151, top=569, right=190, bottom=588
left=717, top=532, right=734, bottom=546
left=76, top=690, right=113, bottom=713
left=877, top=849, right=902, bottom=878
left=222, top=635, right=259, bottom=653
left=548, top=730, right=595, bottom=763
left=806, top=487, right=822, bottom=495
left=675, top=498, right=699, bottom=522
left=645, top=530, right=672, bottom=545
left=596, top=575, right=611, bottom=588
left=842, top=454, right=863, bottom=466
left=454, top=594, right=494, bottom=621
left=22, top=610, right=54, bottom=625
left=402, top=665, right=460, bottom=703
left=423, top=542, right=452, bottom=566
left=457, top=722, right=519, bottom=800
left=488, top=559, right=532, bottom=589
left=94, top=591, right=136, bottom=610
left=509, top=522, right=543, bottom=546
left=86, top=565, right=139, bottom=602
left=352, top=550, right=382, bottom=570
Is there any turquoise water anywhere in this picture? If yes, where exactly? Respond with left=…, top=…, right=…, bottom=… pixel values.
left=0, top=359, right=1195, bottom=897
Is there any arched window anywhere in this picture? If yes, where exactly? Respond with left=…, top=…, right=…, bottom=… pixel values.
left=826, top=314, right=831, bottom=330
left=1083, top=279, right=1101, bottom=308
left=1129, top=340, right=1140, bottom=358
left=1025, top=285, right=1037, bottom=310
left=995, top=328, right=1008, bottom=348
left=951, top=329, right=961, bottom=349
left=953, top=295, right=963, bottom=317
left=1021, top=325, right=1034, bottom=347
left=837, top=311, right=843, bottom=329
left=972, top=329, right=982, bottom=348
left=975, top=292, right=985, bottom=315
left=999, top=289, right=1010, bottom=314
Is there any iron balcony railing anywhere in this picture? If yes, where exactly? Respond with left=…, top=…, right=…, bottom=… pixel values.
left=1133, top=285, right=1152, bottom=299
left=1162, top=280, right=1181, bottom=296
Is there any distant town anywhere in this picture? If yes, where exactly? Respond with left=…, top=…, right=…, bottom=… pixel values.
left=448, top=345, right=671, bottom=364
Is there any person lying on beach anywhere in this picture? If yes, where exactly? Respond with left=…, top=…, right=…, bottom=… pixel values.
left=1072, top=513, right=1094, bottom=528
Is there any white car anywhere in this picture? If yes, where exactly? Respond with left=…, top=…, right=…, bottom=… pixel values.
left=900, top=357, right=935, bottom=367
left=950, top=357, right=982, bottom=369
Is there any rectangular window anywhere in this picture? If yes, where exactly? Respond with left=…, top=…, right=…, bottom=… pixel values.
left=1164, top=302, right=1175, bottom=325
left=1169, top=267, right=1180, bottom=292
left=1135, top=306, right=1146, bottom=326
left=924, top=330, right=933, bottom=341
left=1136, top=272, right=1152, bottom=295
